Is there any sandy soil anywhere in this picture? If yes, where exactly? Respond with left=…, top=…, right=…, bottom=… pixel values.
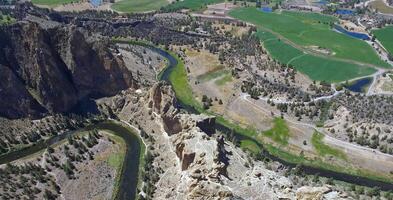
left=339, top=20, right=368, bottom=34
left=203, top=2, right=239, bottom=16
left=373, top=73, right=393, bottom=94
left=53, top=1, right=113, bottom=12
left=212, top=23, right=250, bottom=37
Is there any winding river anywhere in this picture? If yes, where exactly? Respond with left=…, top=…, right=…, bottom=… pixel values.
left=1, top=41, right=392, bottom=200
left=0, top=121, right=142, bottom=200
left=146, top=43, right=393, bottom=191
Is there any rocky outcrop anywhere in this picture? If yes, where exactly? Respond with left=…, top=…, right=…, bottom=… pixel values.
left=194, top=114, right=216, bottom=136
left=0, top=20, right=136, bottom=118
left=148, top=82, right=181, bottom=135
left=296, top=186, right=331, bottom=200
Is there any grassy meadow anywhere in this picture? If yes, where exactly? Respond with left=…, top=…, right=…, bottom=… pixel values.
left=31, top=0, right=79, bottom=6
left=373, top=26, right=393, bottom=56
left=256, top=31, right=376, bottom=82
left=162, top=0, right=225, bottom=12
left=112, top=0, right=169, bottom=13
left=230, top=7, right=387, bottom=68
left=263, top=118, right=290, bottom=145
left=312, top=131, right=347, bottom=160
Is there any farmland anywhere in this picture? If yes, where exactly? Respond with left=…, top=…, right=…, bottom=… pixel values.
left=112, top=0, right=169, bottom=13
left=162, top=0, right=225, bottom=12
left=229, top=7, right=390, bottom=82
left=230, top=7, right=388, bottom=68
left=373, top=26, right=393, bottom=55
left=256, top=31, right=376, bottom=82
left=31, top=0, right=79, bottom=6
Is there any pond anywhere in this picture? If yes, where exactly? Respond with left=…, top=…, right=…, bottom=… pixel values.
left=335, top=9, right=354, bottom=15
left=260, top=7, right=273, bottom=13
left=90, top=0, right=102, bottom=7
left=344, top=77, right=373, bottom=93
left=334, top=25, right=370, bottom=40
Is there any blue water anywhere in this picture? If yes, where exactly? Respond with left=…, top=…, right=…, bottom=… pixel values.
left=314, top=0, right=327, bottom=5
left=334, top=25, right=370, bottom=40
left=345, top=77, right=372, bottom=93
left=335, top=9, right=354, bottom=15
left=90, top=0, right=102, bottom=7
left=260, top=7, right=273, bottom=13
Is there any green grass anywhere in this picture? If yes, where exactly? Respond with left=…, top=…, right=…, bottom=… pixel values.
left=316, top=101, right=331, bottom=127
left=373, top=26, right=393, bottom=56
left=230, top=8, right=388, bottom=68
left=196, top=67, right=226, bottom=82
left=107, top=136, right=126, bottom=168
left=240, top=139, right=261, bottom=154
left=163, top=46, right=393, bottom=183
left=0, top=14, right=15, bottom=25
left=112, top=0, right=169, bottom=13
left=162, top=0, right=225, bottom=12
left=312, top=131, right=347, bottom=160
left=291, top=54, right=376, bottom=82
left=254, top=30, right=377, bottom=82
left=263, top=117, right=290, bottom=145
left=215, top=73, right=233, bottom=85
left=168, top=52, right=203, bottom=110
left=31, top=0, right=79, bottom=6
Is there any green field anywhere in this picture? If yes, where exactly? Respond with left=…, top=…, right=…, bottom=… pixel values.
left=31, top=0, right=79, bottom=6
left=240, top=139, right=261, bottom=154
left=256, top=31, right=376, bottom=82
left=162, top=0, right=224, bottom=12
left=230, top=8, right=387, bottom=67
left=373, top=26, right=393, bottom=56
left=312, top=131, right=347, bottom=160
left=229, top=7, right=390, bottom=82
left=263, top=117, right=290, bottom=145
left=112, top=0, right=170, bottom=13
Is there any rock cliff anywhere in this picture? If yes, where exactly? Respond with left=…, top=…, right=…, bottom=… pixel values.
left=0, top=20, right=136, bottom=119
left=99, top=82, right=351, bottom=200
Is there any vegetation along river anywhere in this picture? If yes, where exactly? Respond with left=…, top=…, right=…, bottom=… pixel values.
left=144, top=42, right=393, bottom=191
left=0, top=121, right=143, bottom=200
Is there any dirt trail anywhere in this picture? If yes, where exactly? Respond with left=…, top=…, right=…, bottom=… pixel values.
left=237, top=94, right=393, bottom=175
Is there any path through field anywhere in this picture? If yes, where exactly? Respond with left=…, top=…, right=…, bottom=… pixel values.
left=236, top=93, right=393, bottom=175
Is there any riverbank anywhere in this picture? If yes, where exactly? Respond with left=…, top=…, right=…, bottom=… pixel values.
left=0, top=121, right=144, bottom=200
left=137, top=40, right=393, bottom=188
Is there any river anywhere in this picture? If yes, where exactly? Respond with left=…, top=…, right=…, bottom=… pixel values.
left=147, top=43, right=393, bottom=190
left=0, top=121, right=142, bottom=200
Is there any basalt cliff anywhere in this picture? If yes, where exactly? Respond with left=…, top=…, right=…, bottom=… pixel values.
left=0, top=20, right=136, bottom=119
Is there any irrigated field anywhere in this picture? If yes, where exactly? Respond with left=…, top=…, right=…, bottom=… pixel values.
left=162, top=0, right=224, bottom=11
left=256, top=31, right=376, bottom=82
left=373, top=26, right=393, bottom=55
left=229, top=7, right=389, bottom=82
left=230, top=7, right=388, bottom=68
left=112, top=0, right=169, bottom=13
left=31, top=0, right=79, bottom=6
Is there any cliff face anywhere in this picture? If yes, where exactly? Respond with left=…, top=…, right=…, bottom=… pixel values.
left=0, top=21, right=136, bottom=119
